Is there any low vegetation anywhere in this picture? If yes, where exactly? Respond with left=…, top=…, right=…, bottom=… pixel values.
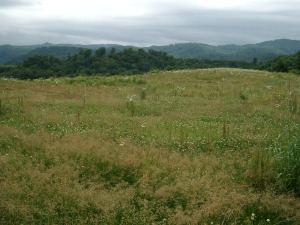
left=0, top=68, right=299, bottom=224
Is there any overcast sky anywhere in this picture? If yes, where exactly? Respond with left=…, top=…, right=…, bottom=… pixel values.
left=0, top=0, right=300, bottom=46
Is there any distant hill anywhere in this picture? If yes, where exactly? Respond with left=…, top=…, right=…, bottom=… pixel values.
left=148, top=39, right=300, bottom=62
left=0, top=44, right=44, bottom=65
left=0, top=43, right=131, bottom=65
left=1, top=39, right=300, bottom=65
left=6, top=46, right=80, bottom=65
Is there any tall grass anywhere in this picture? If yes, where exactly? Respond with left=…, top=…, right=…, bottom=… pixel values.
left=0, top=98, right=2, bottom=115
left=0, top=69, right=300, bottom=224
left=247, top=148, right=274, bottom=190
left=273, top=135, right=300, bottom=196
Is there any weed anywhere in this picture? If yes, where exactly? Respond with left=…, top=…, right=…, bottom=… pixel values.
left=222, top=123, right=230, bottom=140
left=126, top=100, right=136, bottom=117
left=289, top=92, right=297, bottom=113
left=140, top=88, right=147, bottom=100
left=247, top=148, right=274, bottom=190
left=18, top=96, right=23, bottom=107
left=76, top=111, right=80, bottom=122
left=239, top=91, right=248, bottom=101
left=83, top=98, right=86, bottom=109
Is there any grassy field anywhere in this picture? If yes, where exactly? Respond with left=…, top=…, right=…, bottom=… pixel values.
left=0, top=68, right=300, bottom=224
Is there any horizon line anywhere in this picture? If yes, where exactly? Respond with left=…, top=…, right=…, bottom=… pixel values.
left=1, top=38, right=299, bottom=48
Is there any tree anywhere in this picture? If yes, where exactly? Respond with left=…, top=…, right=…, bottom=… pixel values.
left=252, top=57, right=258, bottom=65
left=95, top=47, right=106, bottom=58
left=78, top=48, right=92, bottom=59
left=22, top=55, right=61, bottom=70
left=108, top=48, right=116, bottom=58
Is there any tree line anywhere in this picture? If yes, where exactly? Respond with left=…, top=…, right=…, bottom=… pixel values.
left=257, top=51, right=300, bottom=74
left=0, top=47, right=254, bottom=79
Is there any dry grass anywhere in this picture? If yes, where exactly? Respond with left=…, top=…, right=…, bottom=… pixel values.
left=0, top=69, right=300, bottom=224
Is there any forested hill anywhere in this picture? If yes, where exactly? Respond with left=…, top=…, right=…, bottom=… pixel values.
left=0, top=43, right=130, bottom=65
left=258, top=51, right=300, bottom=74
left=1, top=39, right=300, bottom=65
left=0, top=48, right=253, bottom=79
left=149, top=39, right=300, bottom=62
left=6, top=46, right=80, bottom=65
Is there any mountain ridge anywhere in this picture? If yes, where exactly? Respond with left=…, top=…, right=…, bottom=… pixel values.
left=1, top=39, right=300, bottom=65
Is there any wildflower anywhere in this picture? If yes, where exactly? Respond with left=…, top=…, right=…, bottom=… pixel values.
left=141, top=123, right=146, bottom=128
left=267, top=219, right=270, bottom=222
left=251, top=213, right=255, bottom=220
left=127, top=95, right=136, bottom=101
left=119, top=142, right=125, bottom=146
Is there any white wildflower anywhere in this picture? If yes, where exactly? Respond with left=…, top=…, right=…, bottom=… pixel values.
left=127, top=95, right=136, bottom=101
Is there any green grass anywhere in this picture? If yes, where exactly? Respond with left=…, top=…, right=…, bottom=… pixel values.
left=273, top=133, right=300, bottom=195
left=0, top=69, right=300, bottom=224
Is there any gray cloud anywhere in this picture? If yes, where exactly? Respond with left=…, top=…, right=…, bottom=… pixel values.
left=0, top=0, right=40, bottom=7
left=34, top=9, right=298, bottom=45
left=0, top=1, right=299, bottom=46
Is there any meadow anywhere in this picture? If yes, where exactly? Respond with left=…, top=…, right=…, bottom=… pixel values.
left=0, top=68, right=299, bottom=224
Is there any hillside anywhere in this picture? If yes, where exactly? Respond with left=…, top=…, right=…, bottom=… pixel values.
left=1, top=39, right=300, bottom=65
left=0, top=69, right=300, bottom=224
left=0, top=44, right=45, bottom=65
left=6, top=46, right=80, bottom=65
left=0, top=43, right=128, bottom=65
left=258, top=51, right=300, bottom=74
left=149, top=39, right=300, bottom=62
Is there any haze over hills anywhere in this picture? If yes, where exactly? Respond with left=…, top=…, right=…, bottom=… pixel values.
left=1, top=39, right=300, bottom=65
left=150, top=39, right=300, bottom=62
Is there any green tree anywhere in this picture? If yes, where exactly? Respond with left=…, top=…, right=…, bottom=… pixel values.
left=95, top=47, right=106, bottom=58
left=252, top=57, right=258, bottom=65
left=108, top=48, right=116, bottom=58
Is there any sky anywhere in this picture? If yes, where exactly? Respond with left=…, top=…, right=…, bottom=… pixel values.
left=0, top=0, right=300, bottom=46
